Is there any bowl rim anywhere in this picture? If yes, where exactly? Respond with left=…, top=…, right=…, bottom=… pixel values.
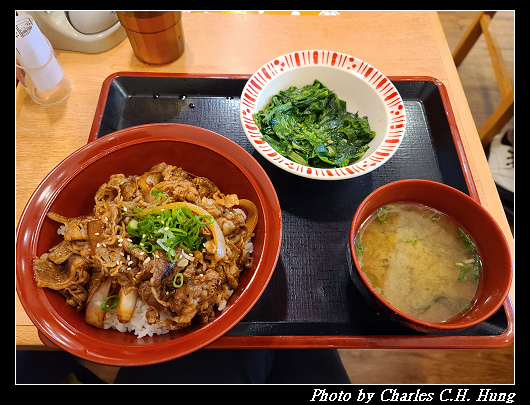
left=349, top=179, right=512, bottom=330
left=240, top=49, right=406, bottom=180
left=15, top=123, right=282, bottom=365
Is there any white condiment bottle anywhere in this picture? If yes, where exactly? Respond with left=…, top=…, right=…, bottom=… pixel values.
left=16, top=13, right=71, bottom=104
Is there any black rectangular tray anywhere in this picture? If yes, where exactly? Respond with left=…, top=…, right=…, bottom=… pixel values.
left=89, top=73, right=513, bottom=348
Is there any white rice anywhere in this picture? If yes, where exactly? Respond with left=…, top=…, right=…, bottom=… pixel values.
left=245, top=233, right=254, bottom=255
left=103, top=297, right=170, bottom=338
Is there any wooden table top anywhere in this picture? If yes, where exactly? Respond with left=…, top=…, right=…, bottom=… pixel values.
left=16, top=11, right=514, bottom=348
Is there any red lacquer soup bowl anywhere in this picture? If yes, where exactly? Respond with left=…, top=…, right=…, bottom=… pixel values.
left=349, top=179, right=512, bottom=333
left=16, top=123, right=282, bottom=366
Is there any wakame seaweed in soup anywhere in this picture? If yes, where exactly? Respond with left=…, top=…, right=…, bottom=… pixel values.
left=253, top=80, right=376, bottom=168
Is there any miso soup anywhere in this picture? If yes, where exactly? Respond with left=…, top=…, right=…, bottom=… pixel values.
left=355, top=202, right=481, bottom=323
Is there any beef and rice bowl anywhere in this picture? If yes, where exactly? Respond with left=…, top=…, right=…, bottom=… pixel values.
left=32, top=162, right=258, bottom=338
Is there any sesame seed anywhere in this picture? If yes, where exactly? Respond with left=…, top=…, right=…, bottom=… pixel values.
left=94, top=232, right=100, bottom=236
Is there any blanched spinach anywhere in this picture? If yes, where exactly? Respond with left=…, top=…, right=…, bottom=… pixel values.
left=253, top=80, right=376, bottom=168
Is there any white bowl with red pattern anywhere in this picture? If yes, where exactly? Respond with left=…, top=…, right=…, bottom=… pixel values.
left=240, top=50, right=406, bottom=180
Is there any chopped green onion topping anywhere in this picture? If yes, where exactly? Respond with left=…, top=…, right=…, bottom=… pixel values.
left=151, top=189, right=165, bottom=199
left=173, top=272, right=184, bottom=288
left=124, top=203, right=214, bottom=263
left=355, top=231, right=365, bottom=267
left=355, top=231, right=365, bottom=258
left=101, top=295, right=120, bottom=311
left=377, top=206, right=390, bottom=224
left=456, top=228, right=481, bottom=283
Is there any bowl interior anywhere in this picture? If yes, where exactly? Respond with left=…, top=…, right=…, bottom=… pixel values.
left=255, top=65, right=390, bottom=159
left=17, top=124, right=281, bottom=364
left=350, top=180, right=512, bottom=329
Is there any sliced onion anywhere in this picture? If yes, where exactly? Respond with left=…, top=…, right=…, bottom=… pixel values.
left=237, top=199, right=259, bottom=236
left=47, top=212, right=69, bottom=224
left=117, top=287, right=138, bottom=323
left=138, top=171, right=164, bottom=190
left=85, top=278, right=112, bottom=328
left=142, top=201, right=226, bottom=261
left=87, top=219, right=105, bottom=253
